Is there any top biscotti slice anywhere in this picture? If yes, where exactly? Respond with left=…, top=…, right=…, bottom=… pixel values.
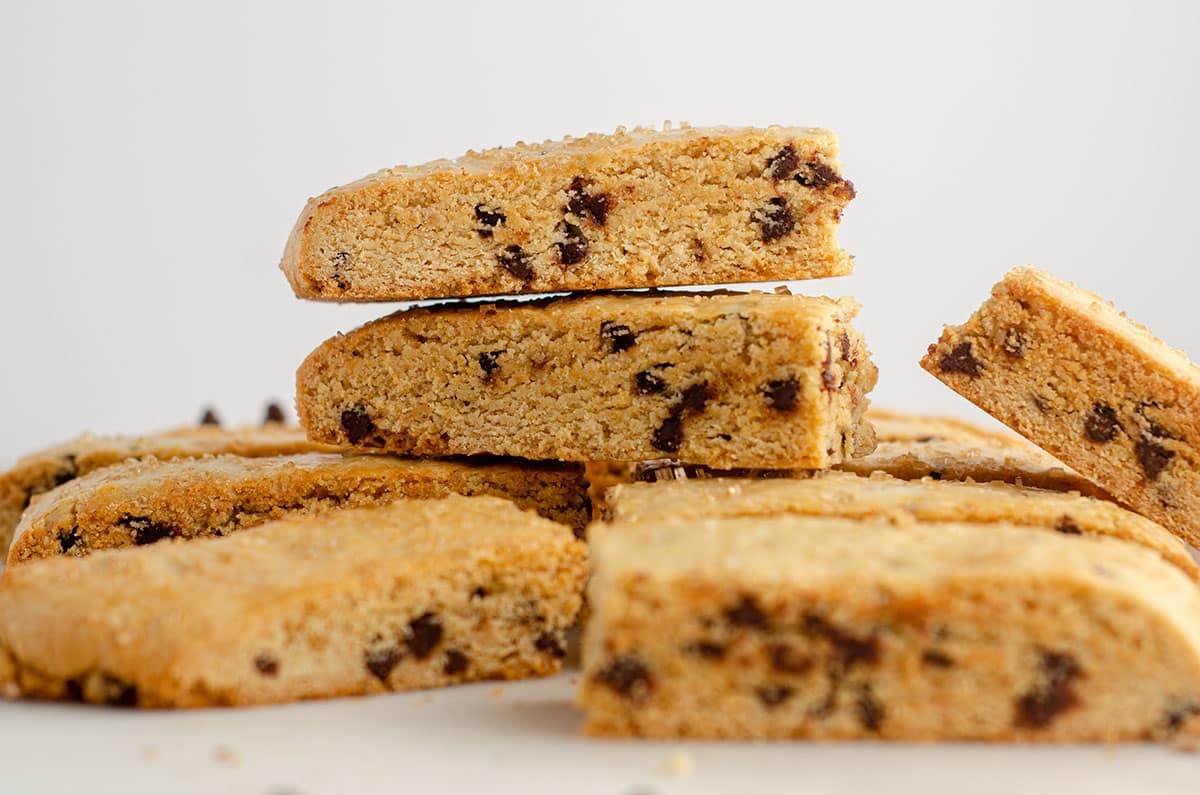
left=921, top=266, right=1200, bottom=546
left=281, top=125, right=855, bottom=301
left=296, top=291, right=877, bottom=469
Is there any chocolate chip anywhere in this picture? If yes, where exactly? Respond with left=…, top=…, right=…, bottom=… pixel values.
left=64, top=678, right=84, bottom=702
left=1135, top=437, right=1175, bottom=480
left=635, top=370, right=668, bottom=394
left=444, top=650, right=469, bottom=675
left=1162, top=701, right=1200, bottom=734
left=794, top=160, right=840, bottom=190
left=921, top=650, right=954, bottom=668
left=1015, top=649, right=1082, bottom=729
left=364, top=645, right=403, bottom=681
left=470, top=587, right=488, bottom=600
left=535, top=632, right=566, bottom=658
left=1002, top=327, right=1027, bottom=358
left=118, top=515, right=174, bottom=546
left=478, top=350, right=505, bottom=379
left=752, top=198, right=795, bottom=242
left=497, top=245, right=533, bottom=282
left=683, top=641, right=726, bottom=660
left=340, top=407, right=376, bottom=445
left=839, top=331, right=854, bottom=363
left=765, top=145, right=799, bottom=180
left=199, top=407, right=221, bottom=426
left=725, top=595, right=768, bottom=629
left=1083, top=402, right=1120, bottom=443
left=651, top=415, right=683, bottom=453
left=474, top=203, right=506, bottom=236
left=803, top=613, right=879, bottom=669
left=678, top=382, right=711, bottom=414
left=1054, top=516, right=1083, bottom=535
left=98, top=675, right=138, bottom=707
left=762, top=377, right=800, bottom=412
left=565, top=177, right=612, bottom=225
left=254, top=653, right=280, bottom=677
left=556, top=221, right=588, bottom=265
left=59, top=528, right=80, bottom=553
left=595, top=655, right=653, bottom=703
left=769, top=643, right=813, bottom=674
left=328, top=251, right=351, bottom=290
left=856, top=685, right=884, bottom=731
left=263, top=403, right=286, bottom=424
left=407, top=613, right=443, bottom=659
left=755, top=684, right=794, bottom=709
left=936, top=342, right=982, bottom=377
left=600, top=321, right=636, bottom=353
left=52, top=454, right=78, bottom=487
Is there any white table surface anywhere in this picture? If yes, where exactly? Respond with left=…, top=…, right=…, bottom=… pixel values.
left=2, top=672, right=1196, bottom=794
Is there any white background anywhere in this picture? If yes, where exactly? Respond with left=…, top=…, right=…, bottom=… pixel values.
left=2, top=2, right=1200, bottom=793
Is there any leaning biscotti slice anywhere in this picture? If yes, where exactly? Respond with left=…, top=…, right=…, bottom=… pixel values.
left=0, top=423, right=341, bottom=555
left=921, top=266, right=1200, bottom=545
left=281, top=125, right=855, bottom=302
left=297, top=291, right=877, bottom=469
left=580, top=517, right=1200, bottom=740
left=600, top=471, right=1195, bottom=578
left=7, top=453, right=588, bottom=566
left=0, top=496, right=586, bottom=707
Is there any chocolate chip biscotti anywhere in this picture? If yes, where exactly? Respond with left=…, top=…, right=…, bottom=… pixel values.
left=0, top=496, right=586, bottom=707
left=580, top=517, right=1200, bottom=740
left=7, top=453, right=588, bottom=566
left=0, top=423, right=340, bottom=554
left=297, top=291, right=876, bottom=469
left=281, top=125, right=855, bottom=302
left=922, top=266, right=1200, bottom=545
left=601, top=471, right=1195, bottom=577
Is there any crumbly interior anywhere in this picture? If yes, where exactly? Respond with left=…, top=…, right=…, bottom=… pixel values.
left=921, top=266, right=1200, bottom=545
left=0, top=496, right=587, bottom=707
left=8, top=453, right=588, bottom=566
left=297, top=291, right=877, bottom=469
left=580, top=518, right=1200, bottom=740
left=282, top=125, right=855, bottom=301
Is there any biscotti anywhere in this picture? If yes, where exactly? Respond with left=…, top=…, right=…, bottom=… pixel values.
left=921, top=266, right=1200, bottom=545
left=297, top=291, right=877, bottom=468
left=0, top=423, right=339, bottom=554
left=601, top=471, right=1195, bottom=577
left=0, top=496, right=587, bottom=707
left=580, top=517, right=1200, bottom=740
left=281, top=125, right=854, bottom=301
left=8, top=453, right=588, bottom=566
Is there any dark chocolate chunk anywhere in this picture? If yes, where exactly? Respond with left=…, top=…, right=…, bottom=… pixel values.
left=1014, top=649, right=1082, bottom=729
left=565, top=176, right=612, bottom=225
left=1054, top=516, right=1083, bottom=535
left=936, top=342, right=982, bottom=377
left=340, top=407, right=376, bottom=445
left=59, top=527, right=81, bottom=553
left=928, top=471, right=943, bottom=480
left=595, top=655, right=653, bottom=703
left=478, top=350, right=505, bottom=379
left=53, top=454, right=78, bottom=487
left=725, top=595, right=768, bottom=629
left=474, top=203, right=506, bottom=237
left=64, top=678, right=84, bottom=702
left=1002, top=328, right=1027, bottom=358
left=762, top=377, right=800, bottom=412
left=497, top=245, right=534, bottom=282
left=407, top=612, right=443, bottom=659
left=536, top=631, right=566, bottom=658
left=556, top=221, right=588, bottom=265
left=839, top=331, right=854, bottom=363
left=765, top=145, right=799, bottom=180
left=1135, top=437, right=1175, bottom=480
left=856, top=685, right=884, bottom=731
left=651, top=415, right=683, bottom=453
left=802, top=612, right=879, bottom=669
left=769, top=643, right=813, bottom=674
left=470, top=586, right=489, bottom=600
left=254, top=653, right=280, bottom=677
left=678, top=382, right=711, bottom=414
left=199, top=407, right=221, bottom=426
left=364, top=645, right=403, bottom=681
left=600, top=321, right=636, bottom=352
left=444, top=650, right=469, bottom=676
left=755, top=684, right=794, bottom=709
left=794, top=160, right=840, bottom=190
left=752, top=197, right=795, bottom=243
left=1162, top=701, right=1200, bottom=734
left=98, top=675, right=138, bottom=707
left=1083, top=402, right=1120, bottom=443
left=118, top=515, right=174, bottom=546
left=635, top=370, right=668, bottom=394
left=263, top=402, right=286, bottom=424
left=921, top=649, right=954, bottom=668
left=683, top=641, right=727, bottom=660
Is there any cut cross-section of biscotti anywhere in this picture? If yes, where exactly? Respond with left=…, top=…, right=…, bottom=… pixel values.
left=0, top=496, right=587, bottom=707
left=0, top=423, right=341, bottom=555
left=297, top=291, right=877, bottom=469
left=865, top=407, right=1023, bottom=447
left=600, top=471, right=1195, bottom=578
left=580, top=517, right=1200, bottom=740
left=921, top=266, right=1200, bottom=546
left=7, top=453, right=588, bottom=566
left=281, top=125, right=855, bottom=302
